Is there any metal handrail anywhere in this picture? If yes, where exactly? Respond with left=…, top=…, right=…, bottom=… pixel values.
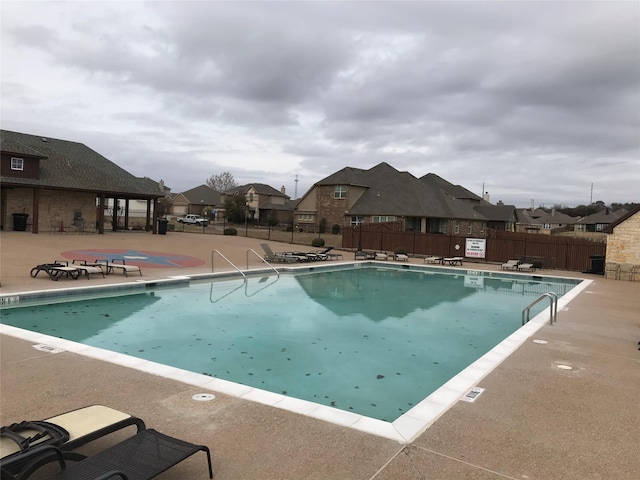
left=246, top=249, right=280, bottom=277
left=522, top=292, right=558, bottom=326
left=211, top=250, right=246, bottom=280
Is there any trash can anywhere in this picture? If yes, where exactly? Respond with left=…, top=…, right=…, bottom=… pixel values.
left=157, top=219, right=168, bottom=235
left=589, top=255, right=605, bottom=275
left=12, top=213, right=29, bottom=231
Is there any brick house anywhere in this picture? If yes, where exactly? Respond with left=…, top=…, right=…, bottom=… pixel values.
left=1, top=130, right=166, bottom=234
left=294, top=162, right=515, bottom=235
left=170, top=184, right=221, bottom=219
left=603, top=206, right=640, bottom=281
left=222, top=184, right=293, bottom=225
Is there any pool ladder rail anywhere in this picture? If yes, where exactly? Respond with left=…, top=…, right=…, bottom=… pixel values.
left=522, top=292, right=558, bottom=326
left=210, top=249, right=279, bottom=278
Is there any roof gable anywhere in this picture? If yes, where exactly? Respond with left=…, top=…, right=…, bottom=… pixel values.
left=179, top=184, right=221, bottom=205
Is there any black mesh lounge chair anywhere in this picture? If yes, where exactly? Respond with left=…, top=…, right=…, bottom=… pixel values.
left=1, top=405, right=145, bottom=479
left=2, top=429, right=213, bottom=480
left=29, top=261, right=81, bottom=281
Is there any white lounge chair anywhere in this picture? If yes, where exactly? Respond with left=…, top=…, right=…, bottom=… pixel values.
left=95, top=259, right=142, bottom=277
left=375, top=252, right=388, bottom=260
left=518, top=263, right=535, bottom=272
left=423, top=256, right=442, bottom=264
left=501, top=260, right=519, bottom=271
left=394, top=253, right=409, bottom=261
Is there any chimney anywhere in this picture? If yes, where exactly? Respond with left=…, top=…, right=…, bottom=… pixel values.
left=281, top=185, right=286, bottom=194
left=482, top=191, right=490, bottom=202
left=551, top=208, right=555, bottom=216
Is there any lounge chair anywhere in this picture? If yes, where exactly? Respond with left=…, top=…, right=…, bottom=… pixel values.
left=94, top=259, right=142, bottom=277
left=374, top=252, right=388, bottom=260
left=517, top=263, right=535, bottom=272
left=501, top=260, right=520, bottom=271
left=394, top=253, right=409, bottom=261
left=423, top=256, right=443, bottom=264
left=1, top=405, right=145, bottom=478
left=2, top=429, right=212, bottom=480
left=29, top=261, right=81, bottom=281
left=260, top=244, right=304, bottom=263
left=443, top=257, right=463, bottom=266
left=71, top=260, right=105, bottom=279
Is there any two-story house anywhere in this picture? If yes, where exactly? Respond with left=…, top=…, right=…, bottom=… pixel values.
left=222, top=184, right=293, bottom=225
left=0, top=130, right=166, bottom=234
left=295, top=162, right=515, bottom=235
left=170, top=185, right=221, bottom=219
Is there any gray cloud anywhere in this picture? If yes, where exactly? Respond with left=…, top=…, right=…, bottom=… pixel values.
left=1, top=1, right=638, bottom=207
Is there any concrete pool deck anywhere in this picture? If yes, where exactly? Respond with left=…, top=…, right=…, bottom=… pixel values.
left=1, top=230, right=639, bottom=479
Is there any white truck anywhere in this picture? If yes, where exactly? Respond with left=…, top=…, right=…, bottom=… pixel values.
left=177, top=214, right=209, bottom=226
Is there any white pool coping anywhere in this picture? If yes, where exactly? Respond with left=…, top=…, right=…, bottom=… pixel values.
left=0, top=267, right=592, bottom=444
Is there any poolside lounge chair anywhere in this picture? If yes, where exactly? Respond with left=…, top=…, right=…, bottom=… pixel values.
left=423, top=256, right=443, bottom=264
left=394, top=253, right=409, bottom=261
left=71, top=260, right=105, bottom=279
left=29, top=262, right=81, bottom=281
left=3, top=429, right=213, bottom=480
left=260, top=244, right=300, bottom=263
left=1, top=405, right=145, bottom=478
left=517, top=263, right=535, bottom=272
left=374, top=252, right=388, bottom=260
left=94, top=259, right=142, bottom=277
left=443, top=257, right=463, bottom=266
left=501, top=260, right=520, bottom=271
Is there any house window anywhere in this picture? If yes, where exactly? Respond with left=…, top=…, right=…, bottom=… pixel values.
left=350, top=216, right=363, bottom=226
left=576, top=224, right=585, bottom=231
left=297, top=214, right=314, bottom=222
left=595, top=223, right=605, bottom=232
left=249, top=193, right=254, bottom=202
left=334, top=185, right=347, bottom=199
left=372, top=216, right=395, bottom=223
left=11, top=157, right=23, bottom=171
left=544, top=223, right=551, bottom=229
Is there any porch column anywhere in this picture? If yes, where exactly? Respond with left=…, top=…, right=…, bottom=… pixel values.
left=32, top=188, right=40, bottom=234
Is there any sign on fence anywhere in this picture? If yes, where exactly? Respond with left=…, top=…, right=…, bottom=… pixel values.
left=465, top=238, right=486, bottom=258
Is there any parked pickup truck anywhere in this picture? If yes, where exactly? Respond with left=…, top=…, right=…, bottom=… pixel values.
left=177, top=214, right=208, bottom=226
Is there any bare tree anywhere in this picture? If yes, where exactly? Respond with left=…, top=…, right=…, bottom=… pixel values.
left=206, top=171, right=237, bottom=192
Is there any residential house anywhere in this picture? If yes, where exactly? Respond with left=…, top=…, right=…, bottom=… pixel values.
left=603, top=206, right=640, bottom=280
left=0, top=130, right=166, bottom=234
left=170, top=185, right=221, bottom=220
left=515, top=208, right=578, bottom=234
left=575, top=208, right=626, bottom=234
left=222, top=184, right=292, bottom=225
left=294, top=162, right=514, bottom=235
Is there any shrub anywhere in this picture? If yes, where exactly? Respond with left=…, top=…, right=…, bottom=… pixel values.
left=224, top=227, right=238, bottom=236
left=331, top=224, right=341, bottom=234
left=394, top=247, right=408, bottom=255
left=311, top=237, right=325, bottom=247
left=319, top=218, right=327, bottom=234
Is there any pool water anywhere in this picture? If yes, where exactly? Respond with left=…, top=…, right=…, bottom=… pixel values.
left=0, top=267, right=578, bottom=422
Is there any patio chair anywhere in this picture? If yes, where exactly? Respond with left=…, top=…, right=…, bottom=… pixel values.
left=394, top=253, right=409, bottom=261
left=2, top=429, right=213, bottom=480
left=94, top=259, right=142, bottom=277
left=1, top=405, right=145, bottom=479
left=501, top=260, right=520, bottom=271
left=517, top=263, right=535, bottom=272
left=618, top=263, right=633, bottom=281
left=29, top=261, right=81, bottom=281
left=423, top=256, right=443, bottom=264
left=260, top=244, right=301, bottom=263
left=443, top=257, right=463, bottom=266
left=71, top=260, right=105, bottom=279
left=374, top=252, right=388, bottom=260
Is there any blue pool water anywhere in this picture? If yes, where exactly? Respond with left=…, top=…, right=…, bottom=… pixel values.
left=1, top=266, right=578, bottom=421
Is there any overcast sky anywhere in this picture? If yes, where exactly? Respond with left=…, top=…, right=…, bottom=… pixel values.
left=2, top=1, right=638, bottom=207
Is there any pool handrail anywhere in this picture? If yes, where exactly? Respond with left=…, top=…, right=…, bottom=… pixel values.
left=522, top=292, right=558, bottom=326
left=211, top=250, right=246, bottom=279
left=246, top=249, right=280, bottom=277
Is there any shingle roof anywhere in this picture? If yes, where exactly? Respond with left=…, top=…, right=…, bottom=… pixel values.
left=1, top=130, right=164, bottom=197
left=603, top=206, right=640, bottom=233
left=179, top=185, right=221, bottom=205
left=576, top=208, right=626, bottom=224
left=474, top=204, right=518, bottom=222
left=318, top=162, right=491, bottom=220
left=225, top=183, right=289, bottom=198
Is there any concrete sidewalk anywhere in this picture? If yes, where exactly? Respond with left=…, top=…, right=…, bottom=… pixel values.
left=1, top=230, right=639, bottom=479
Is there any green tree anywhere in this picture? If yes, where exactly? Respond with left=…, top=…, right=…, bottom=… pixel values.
left=206, top=172, right=237, bottom=192
left=223, top=194, right=247, bottom=223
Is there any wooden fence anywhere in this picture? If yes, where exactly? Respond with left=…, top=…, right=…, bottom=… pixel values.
left=342, top=224, right=606, bottom=272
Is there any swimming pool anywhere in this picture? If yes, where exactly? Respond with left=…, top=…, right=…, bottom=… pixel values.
left=0, top=263, right=588, bottom=442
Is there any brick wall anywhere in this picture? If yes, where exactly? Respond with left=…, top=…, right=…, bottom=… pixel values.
left=316, top=185, right=350, bottom=228
left=3, top=188, right=96, bottom=232
left=606, top=211, right=640, bottom=276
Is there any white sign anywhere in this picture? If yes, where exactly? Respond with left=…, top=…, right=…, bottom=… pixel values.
left=465, top=238, right=486, bottom=258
